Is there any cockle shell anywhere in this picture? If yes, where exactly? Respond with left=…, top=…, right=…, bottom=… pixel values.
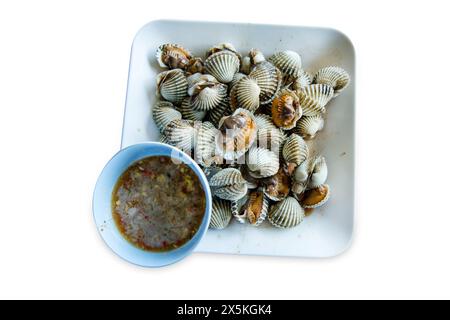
left=152, top=101, right=182, bottom=132
left=215, top=108, right=258, bottom=161
left=177, top=98, right=206, bottom=121
left=206, top=43, right=240, bottom=58
left=249, top=49, right=266, bottom=66
left=292, top=179, right=308, bottom=195
left=186, top=57, right=204, bottom=75
left=159, top=134, right=170, bottom=144
left=313, top=66, right=350, bottom=97
left=240, top=166, right=260, bottom=190
left=209, top=168, right=248, bottom=201
left=282, top=134, right=309, bottom=171
left=240, top=56, right=252, bottom=75
left=291, top=157, right=314, bottom=194
left=205, top=96, right=232, bottom=127
left=230, top=72, right=246, bottom=90
left=300, top=184, right=330, bottom=209
left=163, top=119, right=198, bottom=152
left=234, top=189, right=269, bottom=227
left=247, top=147, right=280, bottom=179
left=271, top=89, right=302, bottom=130
left=210, top=198, right=232, bottom=229
left=261, top=166, right=291, bottom=201
left=297, top=90, right=325, bottom=116
left=231, top=194, right=249, bottom=224
left=205, top=51, right=240, bottom=84
left=240, top=49, right=266, bottom=75
left=256, top=127, right=286, bottom=154
left=247, top=190, right=269, bottom=226
left=293, top=114, right=325, bottom=139
left=291, top=69, right=312, bottom=90
left=253, top=114, right=275, bottom=131
left=186, top=73, right=217, bottom=88
left=268, top=196, right=305, bottom=228
left=202, top=166, right=222, bottom=181
left=308, top=156, right=328, bottom=189
left=249, top=61, right=283, bottom=105
left=293, top=157, right=313, bottom=184
left=301, top=84, right=334, bottom=109
left=230, top=76, right=261, bottom=112
left=195, top=121, right=220, bottom=167
left=156, top=69, right=188, bottom=104
left=269, top=50, right=302, bottom=77
left=156, top=44, right=192, bottom=70
left=188, top=81, right=228, bottom=111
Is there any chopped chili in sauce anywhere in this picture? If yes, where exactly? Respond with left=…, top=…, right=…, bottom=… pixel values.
left=112, top=156, right=206, bottom=252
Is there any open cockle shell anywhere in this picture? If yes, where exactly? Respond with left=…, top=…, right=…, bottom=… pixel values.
left=271, top=89, right=302, bottom=130
left=210, top=198, right=233, bottom=230
left=300, top=184, right=331, bottom=209
left=313, top=66, right=350, bottom=97
left=205, top=50, right=240, bottom=84
left=247, top=191, right=269, bottom=226
left=186, top=73, right=217, bottom=88
left=230, top=76, right=261, bottom=112
left=215, top=108, right=258, bottom=161
left=156, top=44, right=192, bottom=70
left=241, top=189, right=269, bottom=226
left=282, top=133, right=309, bottom=171
left=268, top=196, right=305, bottom=228
left=261, top=165, right=291, bottom=201
left=249, top=49, right=266, bottom=66
left=206, top=43, right=240, bottom=58
left=247, top=147, right=280, bottom=179
left=249, top=61, right=283, bottom=105
left=293, top=114, right=325, bottom=139
left=156, top=69, right=188, bottom=104
left=209, top=168, right=248, bottom=201
left=186, top=57, right=205, bottom=75
left=152, top=101, right=182, bottom=132
left=163, top=119, right=198, bottom=152
left=269, top=50, right=302, bottom=77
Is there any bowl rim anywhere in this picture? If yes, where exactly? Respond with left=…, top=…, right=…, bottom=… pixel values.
left=92, top=141, right=212, bottom=268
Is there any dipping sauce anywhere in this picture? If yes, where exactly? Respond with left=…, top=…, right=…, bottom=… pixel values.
left=112, top=156, right=206, bottom=252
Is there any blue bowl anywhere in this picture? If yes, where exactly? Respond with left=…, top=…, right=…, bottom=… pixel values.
left=93, top=142, right=212, bottom=267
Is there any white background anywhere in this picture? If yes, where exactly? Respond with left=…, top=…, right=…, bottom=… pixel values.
left=1, top=0, right=449, bottom=299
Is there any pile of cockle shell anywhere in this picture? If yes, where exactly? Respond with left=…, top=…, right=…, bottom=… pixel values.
left=152, top=43, right=350, bottom=229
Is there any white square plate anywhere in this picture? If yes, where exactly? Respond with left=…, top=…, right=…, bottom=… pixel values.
left=121, top=20, right=355, bottom=258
